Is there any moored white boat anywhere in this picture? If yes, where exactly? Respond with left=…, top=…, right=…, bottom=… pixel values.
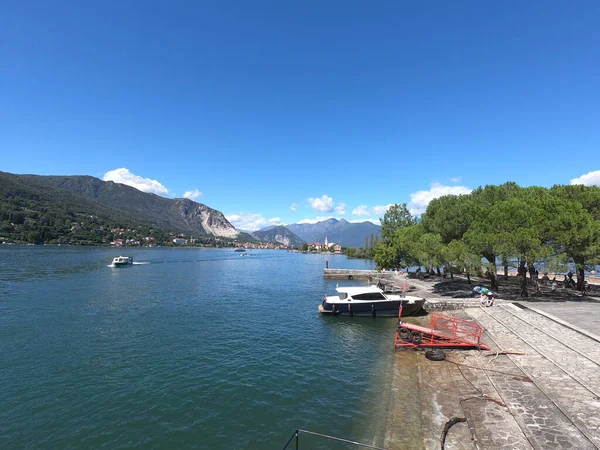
left=111, top=256, right=133, bottom=267
left=319, top=285, right=425, bottom=317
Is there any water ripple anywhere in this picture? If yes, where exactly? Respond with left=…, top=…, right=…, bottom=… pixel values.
left=0, top=247, right=396, bottom=449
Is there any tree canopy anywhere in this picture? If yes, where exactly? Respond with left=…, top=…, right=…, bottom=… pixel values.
left=374, top=182, right=600, bottom=294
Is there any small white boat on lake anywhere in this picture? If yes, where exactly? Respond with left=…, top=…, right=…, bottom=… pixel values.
left=319, top=285, right=426, bottom=317
left=111, top=256, right=133, bottom=267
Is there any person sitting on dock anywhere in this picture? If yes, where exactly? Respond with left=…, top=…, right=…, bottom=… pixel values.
left=583, top=280, right=589, bottom=295
left=473, top=286, right=494, bottom=307
left=480, top=290, right=494, bottom=307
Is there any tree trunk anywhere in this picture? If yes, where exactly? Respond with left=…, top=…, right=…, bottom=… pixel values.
left=504, top=264, right=509, bottom=281
left=518, top=261, right=529, bottom=297
left=437, top=267, right=441, bottom=276
left=576, top=263, right=585, bottom=292
left=466, top=272, right=471, bottom=284
left=527, top=263, right=536, bottom=284
left=482, top=253, right=498, bottom=289
left=450, top=272, right=454, bottom=279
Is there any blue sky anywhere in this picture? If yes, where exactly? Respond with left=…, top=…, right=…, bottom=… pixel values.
left=1, top=1, right=599, bottom=231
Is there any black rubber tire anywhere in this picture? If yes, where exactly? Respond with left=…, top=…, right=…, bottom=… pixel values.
left=425, top=349, right=446, bottom=361
left=410, top=331, right=423, bottom=345
left=398, top=327, right=410, bottom=340
left=348, top=275, right=353, bottom=280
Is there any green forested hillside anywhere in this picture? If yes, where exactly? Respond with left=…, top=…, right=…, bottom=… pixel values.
left=251, top=226, right=305, bottom=247
left=0, top=172, right=169, bottom=244
left=17, top=174, right=232, bottom=235
left=0, top=172, right=238, bottom=245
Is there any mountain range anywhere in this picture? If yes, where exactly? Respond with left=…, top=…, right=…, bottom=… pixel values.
left=251, top=226, right=305, bottom=247
left=0, top=171, right=239, bottom=243
left=1, top=171, right=381, bottom=247
left=19, top=174, right=238, bottom=237
left=271, top=218, right=381, bottom=248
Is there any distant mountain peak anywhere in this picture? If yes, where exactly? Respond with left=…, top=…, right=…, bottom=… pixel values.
left=286, top=218, right=380, bottom=247
left=4, top=172, right=238, bottom=238
left=251, top=225, right=304, bottom=247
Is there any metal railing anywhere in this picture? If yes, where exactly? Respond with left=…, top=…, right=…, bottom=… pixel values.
left=281, top=429, right=388, bottom=450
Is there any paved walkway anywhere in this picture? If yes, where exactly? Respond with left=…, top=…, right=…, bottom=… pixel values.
left=518, top=300, right=600, bottom=336
left=387, top=301, right=600, bottom=449
left=465, top=304, right=600, bottom=449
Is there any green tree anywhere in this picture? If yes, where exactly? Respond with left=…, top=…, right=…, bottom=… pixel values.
left=445, top=239, right=482, bottom=283
left=546, top=193, right=600, bottom=291
left=421, top=194, right=475, bottom=243
left=486, top=196, right=549, bottom=297
left=379, top=203, right=417, bottom=244
left=374, top=242, right=396, bottom=268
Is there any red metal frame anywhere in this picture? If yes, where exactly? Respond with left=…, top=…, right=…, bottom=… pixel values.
left=394, top=306, right=490, bottom=350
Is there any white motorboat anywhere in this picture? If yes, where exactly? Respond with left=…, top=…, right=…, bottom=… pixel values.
left=111, top=256, right=133, bottom=267
left=319, top=285, right=426, bottom=317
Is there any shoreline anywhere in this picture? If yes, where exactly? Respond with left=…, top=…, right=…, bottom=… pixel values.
left=381, top=273, right=600, bottom=448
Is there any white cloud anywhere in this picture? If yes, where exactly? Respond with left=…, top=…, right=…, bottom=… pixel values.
left=352, top=205, right=370, bottom=216
left=372, top=204, right=393, bottom=216
left=103, top=168, right=170, bottom=196
left=450, top=176, right=462, bottom=183
left=308, top=194, right=334, bottom=213
left=408, top=182, right=472, bottom=215
left=571, top=170, right=600, bottom=186
left=225, top=214, right=285, bottom=231
left=297, top=216, right=337, bottom=224
left=297, top=218, right=320, bottom=224
left=351, top=204, right=391, bottom=218
left=226, top=213, right=268, bottom=232
left=290, top=203, right=297, bottom=211
left=183, top=188, right=203, bottom=200
left=335, top=202, right=346, bottom=215
left=349, top=219, right=380, bottom=225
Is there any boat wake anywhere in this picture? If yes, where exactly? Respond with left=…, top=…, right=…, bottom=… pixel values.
left=107, top=262, right=148, bottom=267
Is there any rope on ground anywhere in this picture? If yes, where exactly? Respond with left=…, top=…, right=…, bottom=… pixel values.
left=451, top=358, right=507, bottom=408
left=445, top=359, right=532, bottom=382
left=440, top=417, right=467, bottom=450
left=486, top=350, right=526, bottom=364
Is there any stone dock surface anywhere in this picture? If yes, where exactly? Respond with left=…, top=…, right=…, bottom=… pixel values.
left=384, top=301, right=600, bottom=450
left=324, top=268, right=600, bottom=448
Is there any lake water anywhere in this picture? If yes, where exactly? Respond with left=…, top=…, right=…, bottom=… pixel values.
left=0, top=247, right=402, bottom=449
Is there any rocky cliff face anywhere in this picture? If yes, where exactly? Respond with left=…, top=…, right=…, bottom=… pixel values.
left=251, top=226, right=304, bottom=247
left=11, top=173, right=239, bottom=238
left=172, top=199, right=238, bottom=238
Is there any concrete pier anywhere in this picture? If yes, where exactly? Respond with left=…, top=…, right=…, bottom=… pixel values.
left=323, top=268, right=381, bottom=280
left=324, top=269, right=484, bottom=310
left=385, top=302, right=600, bottom=449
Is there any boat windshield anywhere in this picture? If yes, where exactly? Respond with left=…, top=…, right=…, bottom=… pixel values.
left=339, top=292, right=348, bottom=300
left=352, top=292, right=387, bottom=300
